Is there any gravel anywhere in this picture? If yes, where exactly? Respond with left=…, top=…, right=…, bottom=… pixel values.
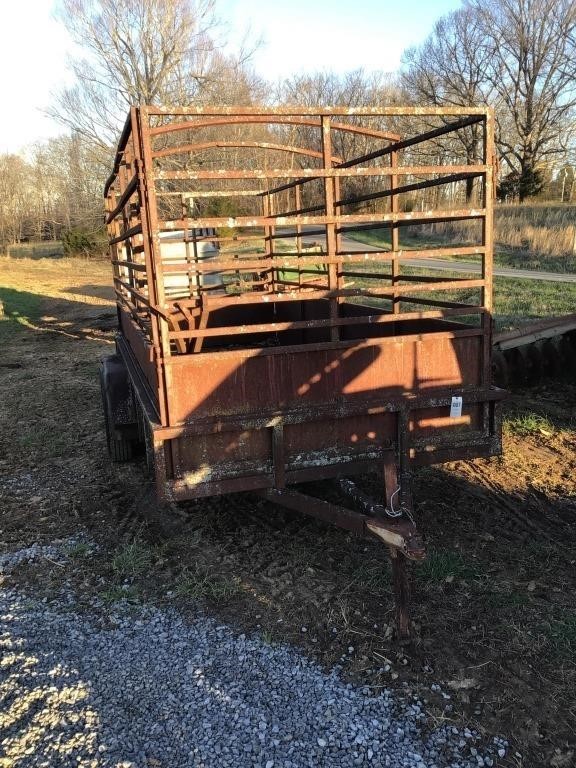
left=0, top=536, right=96, bottom=575
left=0, top=559, right=508, bottom=768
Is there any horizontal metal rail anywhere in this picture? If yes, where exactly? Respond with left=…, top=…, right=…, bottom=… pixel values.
left=167, top=308, right=485, bottom=340
left=155, top=164, right=489, bottom=180
left=148, top=114, right=401, bottom=141
left=158, top=208, right=486, bottom=230
left=105, top=174, right=139, bottom=223
left=109, top=224, right=142, bottom=245
left=147, top=105, right=489, bottom=116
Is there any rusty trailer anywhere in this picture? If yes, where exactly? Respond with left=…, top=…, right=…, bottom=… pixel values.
left=101, top=106, right=503, bottom=637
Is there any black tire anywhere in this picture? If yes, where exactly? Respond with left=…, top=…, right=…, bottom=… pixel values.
left=135, top=396, right=154, bottom=475
left=99, top=358, right=134, bottom=463
left=492, top=350, right=508, bottom=387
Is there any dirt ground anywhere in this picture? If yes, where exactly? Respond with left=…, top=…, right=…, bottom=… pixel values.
left=1, top=255, right=575, bottom=768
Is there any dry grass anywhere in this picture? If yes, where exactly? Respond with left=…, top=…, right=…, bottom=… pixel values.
left=401, top=203, right=576, bottom=271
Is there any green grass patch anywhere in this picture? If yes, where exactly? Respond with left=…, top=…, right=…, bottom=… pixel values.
left=504, top=411, right=555, bottom=437
left=16, top=419, right=74, bottom=459
left=112, top=540, right=154, bottom=578
left=350, top=264, right=576, bottom=332
left=0, top=287, right=43, bottom=342
left=346, top=228, right=448, bottom=251
left=101, top=584, right=140, bottom=604
left=65, top=542, right=92, bottom=558
left=494, top=276, right=576, bottom=330
left=351, top=559, right=391, bottom=593
left=175, top=566, right=240, bottom=601
left=415, top=549, right=482, bottom=584
left=492, top=249, right=576, bottom=274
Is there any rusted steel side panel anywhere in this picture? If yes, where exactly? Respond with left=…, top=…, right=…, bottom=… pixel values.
left=283, top=412, right=396, bottom=460
left=163, top=335, right=482, bottom=425
left=118, top=308, right=159, bottom=400
left=410, top=404, right=483, bottom=436
left=159, top=398, right=500, bottom=500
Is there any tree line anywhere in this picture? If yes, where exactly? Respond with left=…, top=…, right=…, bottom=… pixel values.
left=2, top=0, right=576, bottom=253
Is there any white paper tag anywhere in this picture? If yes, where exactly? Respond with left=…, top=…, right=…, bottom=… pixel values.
left=450, top=396, right=463, bottom=418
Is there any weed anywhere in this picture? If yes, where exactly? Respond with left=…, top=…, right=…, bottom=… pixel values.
left=261, top=630, right=274, bottom=645
left=112, top=540, right=153, bottom=578
left=65, top=542, right=91, bottom=558
left=504, top=412, right=554, bottom=437
left=175, top=566, right=240, bottom=601
left=416, top=550, right=482, bottom=584
left=101, top=584, right=139, bottom=604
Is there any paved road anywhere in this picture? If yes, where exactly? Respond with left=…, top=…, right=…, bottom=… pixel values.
left=277, top=227, right=576, bottom=284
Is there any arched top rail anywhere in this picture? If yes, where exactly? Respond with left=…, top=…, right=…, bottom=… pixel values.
left=145, top=105, right=490, bottom=118
left=147, top=115, right=401, bottom=142
left=152, top=140, right=343, bottom=164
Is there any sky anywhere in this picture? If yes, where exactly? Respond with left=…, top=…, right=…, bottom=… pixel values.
left=0, top=0, right=462, bottom=154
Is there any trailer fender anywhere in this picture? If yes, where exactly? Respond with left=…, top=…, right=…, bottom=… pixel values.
left=99, top=354, right=138, bottom=461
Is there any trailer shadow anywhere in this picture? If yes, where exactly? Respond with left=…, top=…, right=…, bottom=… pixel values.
left=0, top=285, right=116, bottom=346
left=64, top=282, right=116, bottom=303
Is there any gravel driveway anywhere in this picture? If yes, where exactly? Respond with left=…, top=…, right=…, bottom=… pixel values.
left=0, top=549, right=507, bottom=768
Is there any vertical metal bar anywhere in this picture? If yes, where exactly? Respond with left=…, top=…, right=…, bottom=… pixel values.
left=390, top=549, right=411, bottom=641
left=390, top=150, right=400, bottom=314
left=295, top=184, right=302, bottom=291
left=481, top=108, right=495, bottom=389
left=193, top=296, right=208, bottom=354
left=272, top=425, right=286, bottom=488
left=123, top=140, right=140, bottom=307
left=182, top=195, right=194, bottom=297
left=105, top=187, right=121, bottom=299
left=262, top=191, right=274, bottom=292
left=132, top=106, right=168, bottom=426
left=153, top=437, right=169, bottom=501
left=334, top=175, right=344, bottom=301
left=321, top=116, right=339, bottom=341
left=397, top=408, right=413, bottom=510
left=117, top=149, right=131, bottom=308
left=382, top=452, right=398, bottom=512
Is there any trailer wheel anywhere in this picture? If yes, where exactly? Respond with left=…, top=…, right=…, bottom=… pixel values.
left=492, top=350, right=508, bottom=387
left=99, top=355, right=137, bottom=463
left=135, top=397, right=154, bottom=475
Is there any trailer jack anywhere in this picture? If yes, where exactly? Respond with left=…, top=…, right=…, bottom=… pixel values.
left=255, top=467, right=425, bottom=642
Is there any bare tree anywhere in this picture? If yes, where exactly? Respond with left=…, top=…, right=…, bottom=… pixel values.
left=404, top=0, right=576, bottom=201
left=277, top=70, right=401, bottom=209
left=466, top=0, right=576, bottom=200
left=0, top=155, right=33, bottom=247
left=401, top=7, right=492, bottom=201
left=51, top=0, right=255, bottom=154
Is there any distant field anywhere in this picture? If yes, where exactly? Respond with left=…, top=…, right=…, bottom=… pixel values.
left=2, top=241, right=65, bottom=259
left=349, top=203, right=576, bottom=273
left=344, top=261, right=576, bottom=332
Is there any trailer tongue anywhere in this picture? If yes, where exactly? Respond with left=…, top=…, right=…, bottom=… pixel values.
left=102, top=106, right=503, bottom=639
